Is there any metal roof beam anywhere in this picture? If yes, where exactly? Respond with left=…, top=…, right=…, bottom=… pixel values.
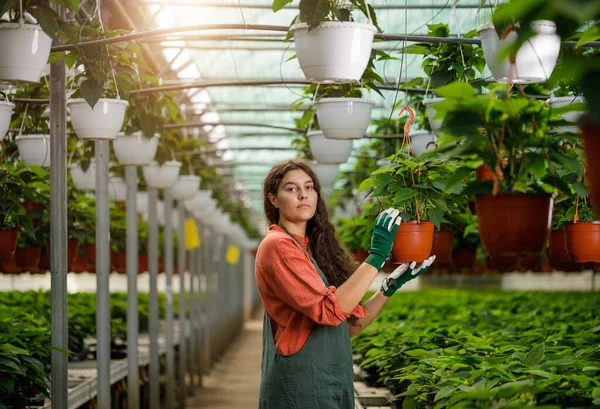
left=136, top=2, right=495, bottom=9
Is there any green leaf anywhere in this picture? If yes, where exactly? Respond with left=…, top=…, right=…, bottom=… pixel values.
left=299, top=0, right=330, bottom=30
left=80, top=78, right=104, bottom=109
left=436, top=82, right=475, bottom=99
left=394, top=188, right=418, bottom=203
left=523, top=343, right=545, bottom=366
left=272, top=0, right=293, bottom=12
left=357, top=178, right=373, bottom=193
left=402, top=396, right=418, bottom=409
left=29, top=6, right=60, bottom=37
left=0, top=377, right=14, bottom=393
left=434, top=385, right=458, bottom=401
left=573, top=181, right=588, bottom=198
left=427, top=207, right=444, bottom=229
left=404, top=349, right=429, bottom=358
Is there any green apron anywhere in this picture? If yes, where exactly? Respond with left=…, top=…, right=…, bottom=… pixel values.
left=259, top=227, right=355, bottom=409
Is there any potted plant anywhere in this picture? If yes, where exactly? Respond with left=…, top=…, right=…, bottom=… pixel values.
left=402, top=23, right=486, bottom=136
left=8, top=78, right=51, bottom=167
left=273, top=0, right=380, bottom=83
left=138, top=219, right=149, bottom=273
left=360, top=152, right=458, bottom=263
left=142, top=132, right=182, bottom=189
left=435, top=82, right=561, bottom=269
left=168, top=136, right=203, bottom=201
left=0, top=0, right=70, bottom=83
left=0, top=92, right=14, bottom=140
left=61, top=20, right=141, bottom=140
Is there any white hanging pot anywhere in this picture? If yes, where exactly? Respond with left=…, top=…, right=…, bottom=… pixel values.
left=476, top=20, right=560, bottom=83
left=311, top=163, right=340, bottom=188
left=409, top=131, right=438, bottom=156
left=113, top=132, right=159, bottom=165
left=184, top=190, right=214, bottom=213
left=0, top=23, right=52, bottom=83
left=143, top=161, right=182, bottom=189
left=137, top=192, right=149, bottom=214
left=423, top=98, right=445, bottom=136
left=0, top=100, right=14, bottom=141
left=290, top=22, right=376, bottom=83
left=71, top=159, right=96, bottom=191
left=15, top=134, right=50, bottom=167
left=109, top=176, right=127, bottom=202
left=547, top=96, right=586, bottom=123
left=168, top=175, right=201, bottom=201
left=308, top=130, right=353, bottom=164
left=67, top=98, right=128, bottom=140
left=315, top=98, right=374, bottom=140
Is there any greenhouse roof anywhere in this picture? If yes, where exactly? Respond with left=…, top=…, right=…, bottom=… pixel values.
left=140, top=1, right=498, bottom=217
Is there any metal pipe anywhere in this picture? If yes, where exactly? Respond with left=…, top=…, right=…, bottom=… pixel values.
left=95, top=140, right=111, bottom=409
left=132, top=79, right=310, bottom=94
left=177, top=203, right=187, bottom=407
left=137, top=1, right=493, bottom=8
left=164, top=190, right=175, bottom=409
left=148, top=188, right=160, bottom=409
left=50, top=24, right=289, bottom=52
left=195, top=241, right=203, bottom=382
left=199, top=222, right=209, bottom=374
left=165, top=121, right=301, bottom=132
left=188, top=232, right=199, bottom=389
left=49, top=57, right=68, bottom=409
left=126, top=165, right=140, bottom=409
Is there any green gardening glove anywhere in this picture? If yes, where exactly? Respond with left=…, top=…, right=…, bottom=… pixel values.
left=365, top=208, right=402, bottom=270
left=380, top=256, right=436, bottom=297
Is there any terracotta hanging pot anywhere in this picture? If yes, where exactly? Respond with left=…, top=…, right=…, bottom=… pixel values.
left=475, top=193, right=554, bottom=268
left=46, top=240, right=80, bottom=267
left=14, top=247, right=41, bottom=274
left=451, top=248, right=476, bottom=272
left=0, top=230, right=18, bottom=261
left=1, top=255, right=21, bottom=274
left=70, top=251, right=88, bottom=273
left=548, top=229, right=571, bottom=264
left=22, top=202, right=43, bottom=228
left=111, top=251, right=127, bottom=274
left=391, top=221, right=434, bottom=263
left=431, top=230, right=453, bottom=263
left=38, top=248, right=50, bottom=271
left=564, top=221, right=600, bottom=263
left=583, top=123, right=600, bottom=214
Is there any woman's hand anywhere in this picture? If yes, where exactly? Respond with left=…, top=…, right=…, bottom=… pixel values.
left=365, top=208, right=402, bottom=269
left=380, top=256, right=436, bottom=297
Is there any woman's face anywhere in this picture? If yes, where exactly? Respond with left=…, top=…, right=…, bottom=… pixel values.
left=269, top=169, right=318, bottom=224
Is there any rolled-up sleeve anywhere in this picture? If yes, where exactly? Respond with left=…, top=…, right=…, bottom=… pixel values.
left=268, top=253, right=366, bottom=326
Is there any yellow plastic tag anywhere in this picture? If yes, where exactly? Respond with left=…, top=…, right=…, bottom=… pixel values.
left=226, top=245, right=240, bottom=265
left=184, top=218, right=200, bottom=250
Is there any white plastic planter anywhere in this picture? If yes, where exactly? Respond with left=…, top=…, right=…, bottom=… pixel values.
left=409, top=131, right=438, bottom=156
left=315, top=98, right=374, bottom=140
left=168, top=175, right=201, bottom=201
left=108, top=177, right=127, bottom=202
left=547, top=96, right=586, bottom=123
left=423, top=98, right=445, bottom=136
left=0, top=100, right=14, bottom=140
left=0, top=23, right=52, bottom=83
left=308, top=130, right=353, bottom=164
left=71, top=160, right=96, bottom=191
left=15, top=134, right=50, bottom=167
left=476, top=21, right=560, bottom=83
left=113, top=132, right=159, bottom=165
left=143, top=161, right=182, bottom=189
left=184, top=190, right=214, bottom=213
left=137, top=192, right=149, bottom=214
left=290, top=22, right=376, bottom=83
left=68, top=98, right=128, bottom=140
left=311, top=163, right=340, bottom=188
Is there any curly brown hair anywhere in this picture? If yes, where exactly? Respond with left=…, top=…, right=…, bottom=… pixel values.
left=263, top=160, right=359, bottom=288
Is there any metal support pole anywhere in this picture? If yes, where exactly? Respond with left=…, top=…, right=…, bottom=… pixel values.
left=194, top=243, right=203, bottom=383
left=188, top=233, right=199, bottom=389
left=49, top=57, right=68, bottom=409
left=148, top=188, right=160, bottom=409
left=125, top=166, right=139, bottom=409
left=177, top=203, right=187, bottom=407
left=199, top=223, right=209, bottom=374
left=95, top=140, right=111, bottom=409
left=164, top=191, right=175, bottom=409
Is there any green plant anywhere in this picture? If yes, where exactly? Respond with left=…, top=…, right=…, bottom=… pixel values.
left=336, top=211, right=374, bottom=252
left=7, top=78, right=50, bottom=139
left=359, top=152, right=460, bottom=229
left=435, top=82, right=574, bottom=195
left=273, top=0, right=380, bottom=32
left=0, top=164, right=32, bottom=233
left=56, top=19, right=147, bottom=108
left=67, top=188, right=96, bottom=244
left=0, top=0, right=78, bottom=37
left=109, top=205, right=127, bottom=253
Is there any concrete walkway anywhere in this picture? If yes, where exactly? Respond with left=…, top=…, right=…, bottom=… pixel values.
left=186, top=314, right=263, bottom=409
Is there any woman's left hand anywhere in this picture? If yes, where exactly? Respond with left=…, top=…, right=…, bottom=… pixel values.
left=380, top=256, right=436, bottom=297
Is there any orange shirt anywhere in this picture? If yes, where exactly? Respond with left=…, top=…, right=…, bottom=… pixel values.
left=255, top=225, right=368, bottom=356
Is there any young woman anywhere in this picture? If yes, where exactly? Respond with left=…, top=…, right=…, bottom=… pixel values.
left=255, top=159, right=435, bottom=408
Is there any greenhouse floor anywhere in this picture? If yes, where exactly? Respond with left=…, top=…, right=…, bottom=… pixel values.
left=186, top=312, right=263, bottom=409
